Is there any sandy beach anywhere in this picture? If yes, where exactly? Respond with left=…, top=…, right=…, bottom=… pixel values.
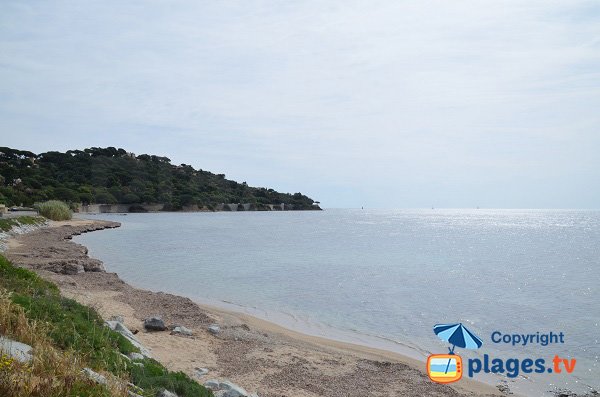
left=4, top=219, right=504, bottom=397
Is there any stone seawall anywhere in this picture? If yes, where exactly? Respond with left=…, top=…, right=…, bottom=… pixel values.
left=78, top=203, right=320, bottom=213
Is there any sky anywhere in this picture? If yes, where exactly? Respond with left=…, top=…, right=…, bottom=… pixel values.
left=1, top=1, right=599, bottom=208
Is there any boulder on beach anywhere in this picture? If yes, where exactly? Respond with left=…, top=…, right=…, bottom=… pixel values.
left=203, top=379, right=253, bottom=397
left=194, top=367, right=209, bottom=377
left=204, top=380, right=220, bottom=389
left=171, top=325, right=193, bottom=336
left=208, top=324, right=220, bottom=335
left=220, top=380, right=248, bottom=397
left=144, top=316, right=167, bottom=331
left=105, top=319, right=151, bottom=357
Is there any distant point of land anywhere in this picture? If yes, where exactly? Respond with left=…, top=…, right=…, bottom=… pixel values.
left=0, top=147, right=321, bottom=212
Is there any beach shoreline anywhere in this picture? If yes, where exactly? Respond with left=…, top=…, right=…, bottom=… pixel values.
left=4, top=218, right=505, bottom=397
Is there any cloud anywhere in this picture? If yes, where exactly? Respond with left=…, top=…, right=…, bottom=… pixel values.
left=1, top=0, right=599, bottom=207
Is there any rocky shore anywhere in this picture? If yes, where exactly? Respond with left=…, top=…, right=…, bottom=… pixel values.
left=4, top=219, right=503, bottom=397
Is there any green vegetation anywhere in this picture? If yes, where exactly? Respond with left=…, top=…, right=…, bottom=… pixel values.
left=0, top=146, right=320, bottom=210
left=0, top=290, right=115, bottom=397
left=131, top=358, right=211, bottom=397
left=0, top=215, right=45, bottom=232
left=0, top=254, right=212, bottom=397
left=34, top=200, right=72, bottom=221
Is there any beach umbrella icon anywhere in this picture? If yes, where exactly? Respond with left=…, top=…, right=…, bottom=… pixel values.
left=433, top=323, right=483, bottom=353
left=433, top=323, right=483, bottom=374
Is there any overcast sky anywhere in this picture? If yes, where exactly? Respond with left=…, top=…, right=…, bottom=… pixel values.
left=1, top=1, right=599, bottom=208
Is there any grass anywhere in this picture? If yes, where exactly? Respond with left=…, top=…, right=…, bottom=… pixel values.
left=0, top=255, right=212, bottom=397
left=0, top=290, right=119, bottom=397
left=34, top=200, right=72, bottom=221
left=0, top=216, right=45, bottom=232
left=131, top=358, right=213, bottom=397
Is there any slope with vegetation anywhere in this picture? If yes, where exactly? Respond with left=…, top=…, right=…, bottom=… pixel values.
left=0, top=252, right=212, bottom=397
left=0, top=147, right=320, bottom=210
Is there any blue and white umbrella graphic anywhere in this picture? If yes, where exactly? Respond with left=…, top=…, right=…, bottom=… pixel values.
left=433, top=323, right=483, bottom=373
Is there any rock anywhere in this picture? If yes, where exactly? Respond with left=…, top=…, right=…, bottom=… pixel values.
left=156, top=389, right=178, bottom=397
left=83, top=258, right=105, bottom=272
left=208, top=324, right=220, bottom=335
left=0, top=336, right=32, bottom=363
left=82, top=367, right=107, bottom=385
left=105, top=320, right=118, bottom=330
left=144, top=316, right=167, bottom=331
left=128, top=352, right=145, bottom=361
left=109, top=315, right=125, bottom=323
left=171, top=326, right=193, bottom=336
left=203, top=379, right=249, bottom=397
left=114, top=322, right=137, bottom=340
left=40, top=260, right=84, bottom=274
left=106, top=320, right=151, bottom=357
left=194, top=367, right=209, bottom=377
left=219, top=380, right=248, bottom=397
left=204, top=379, right=221, bottom=390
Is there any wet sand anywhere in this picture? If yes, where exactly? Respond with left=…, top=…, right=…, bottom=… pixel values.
left=4, top=219, right=505, bottom=397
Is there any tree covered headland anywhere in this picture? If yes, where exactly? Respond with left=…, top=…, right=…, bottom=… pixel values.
left=0, top=147, right=320, bottom=210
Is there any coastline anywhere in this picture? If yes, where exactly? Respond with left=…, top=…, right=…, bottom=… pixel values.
left=4, top=219, right=504, bottom=397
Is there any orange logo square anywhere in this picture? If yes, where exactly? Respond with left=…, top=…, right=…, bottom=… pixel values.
left=427, top=354, right=463, bottom=383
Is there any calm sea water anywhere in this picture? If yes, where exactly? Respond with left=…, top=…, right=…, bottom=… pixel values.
left=75, top=209, right=599, bottom=395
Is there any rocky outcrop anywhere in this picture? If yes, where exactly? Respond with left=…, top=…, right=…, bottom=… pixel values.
left=4, top=221, right=120, bottom=275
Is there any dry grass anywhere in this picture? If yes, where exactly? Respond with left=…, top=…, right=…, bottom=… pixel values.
left=0, top=290, right=126, bottom=397
left=0, top=254, right=212, bottom=397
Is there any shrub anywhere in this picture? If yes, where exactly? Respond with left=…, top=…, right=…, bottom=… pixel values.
left=131, top=358, right=212, bottom=397
left=35, top=200, right=72, bottom=221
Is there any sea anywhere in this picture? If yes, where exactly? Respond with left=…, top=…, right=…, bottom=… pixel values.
left=74, top=209, right=600, bottom=396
